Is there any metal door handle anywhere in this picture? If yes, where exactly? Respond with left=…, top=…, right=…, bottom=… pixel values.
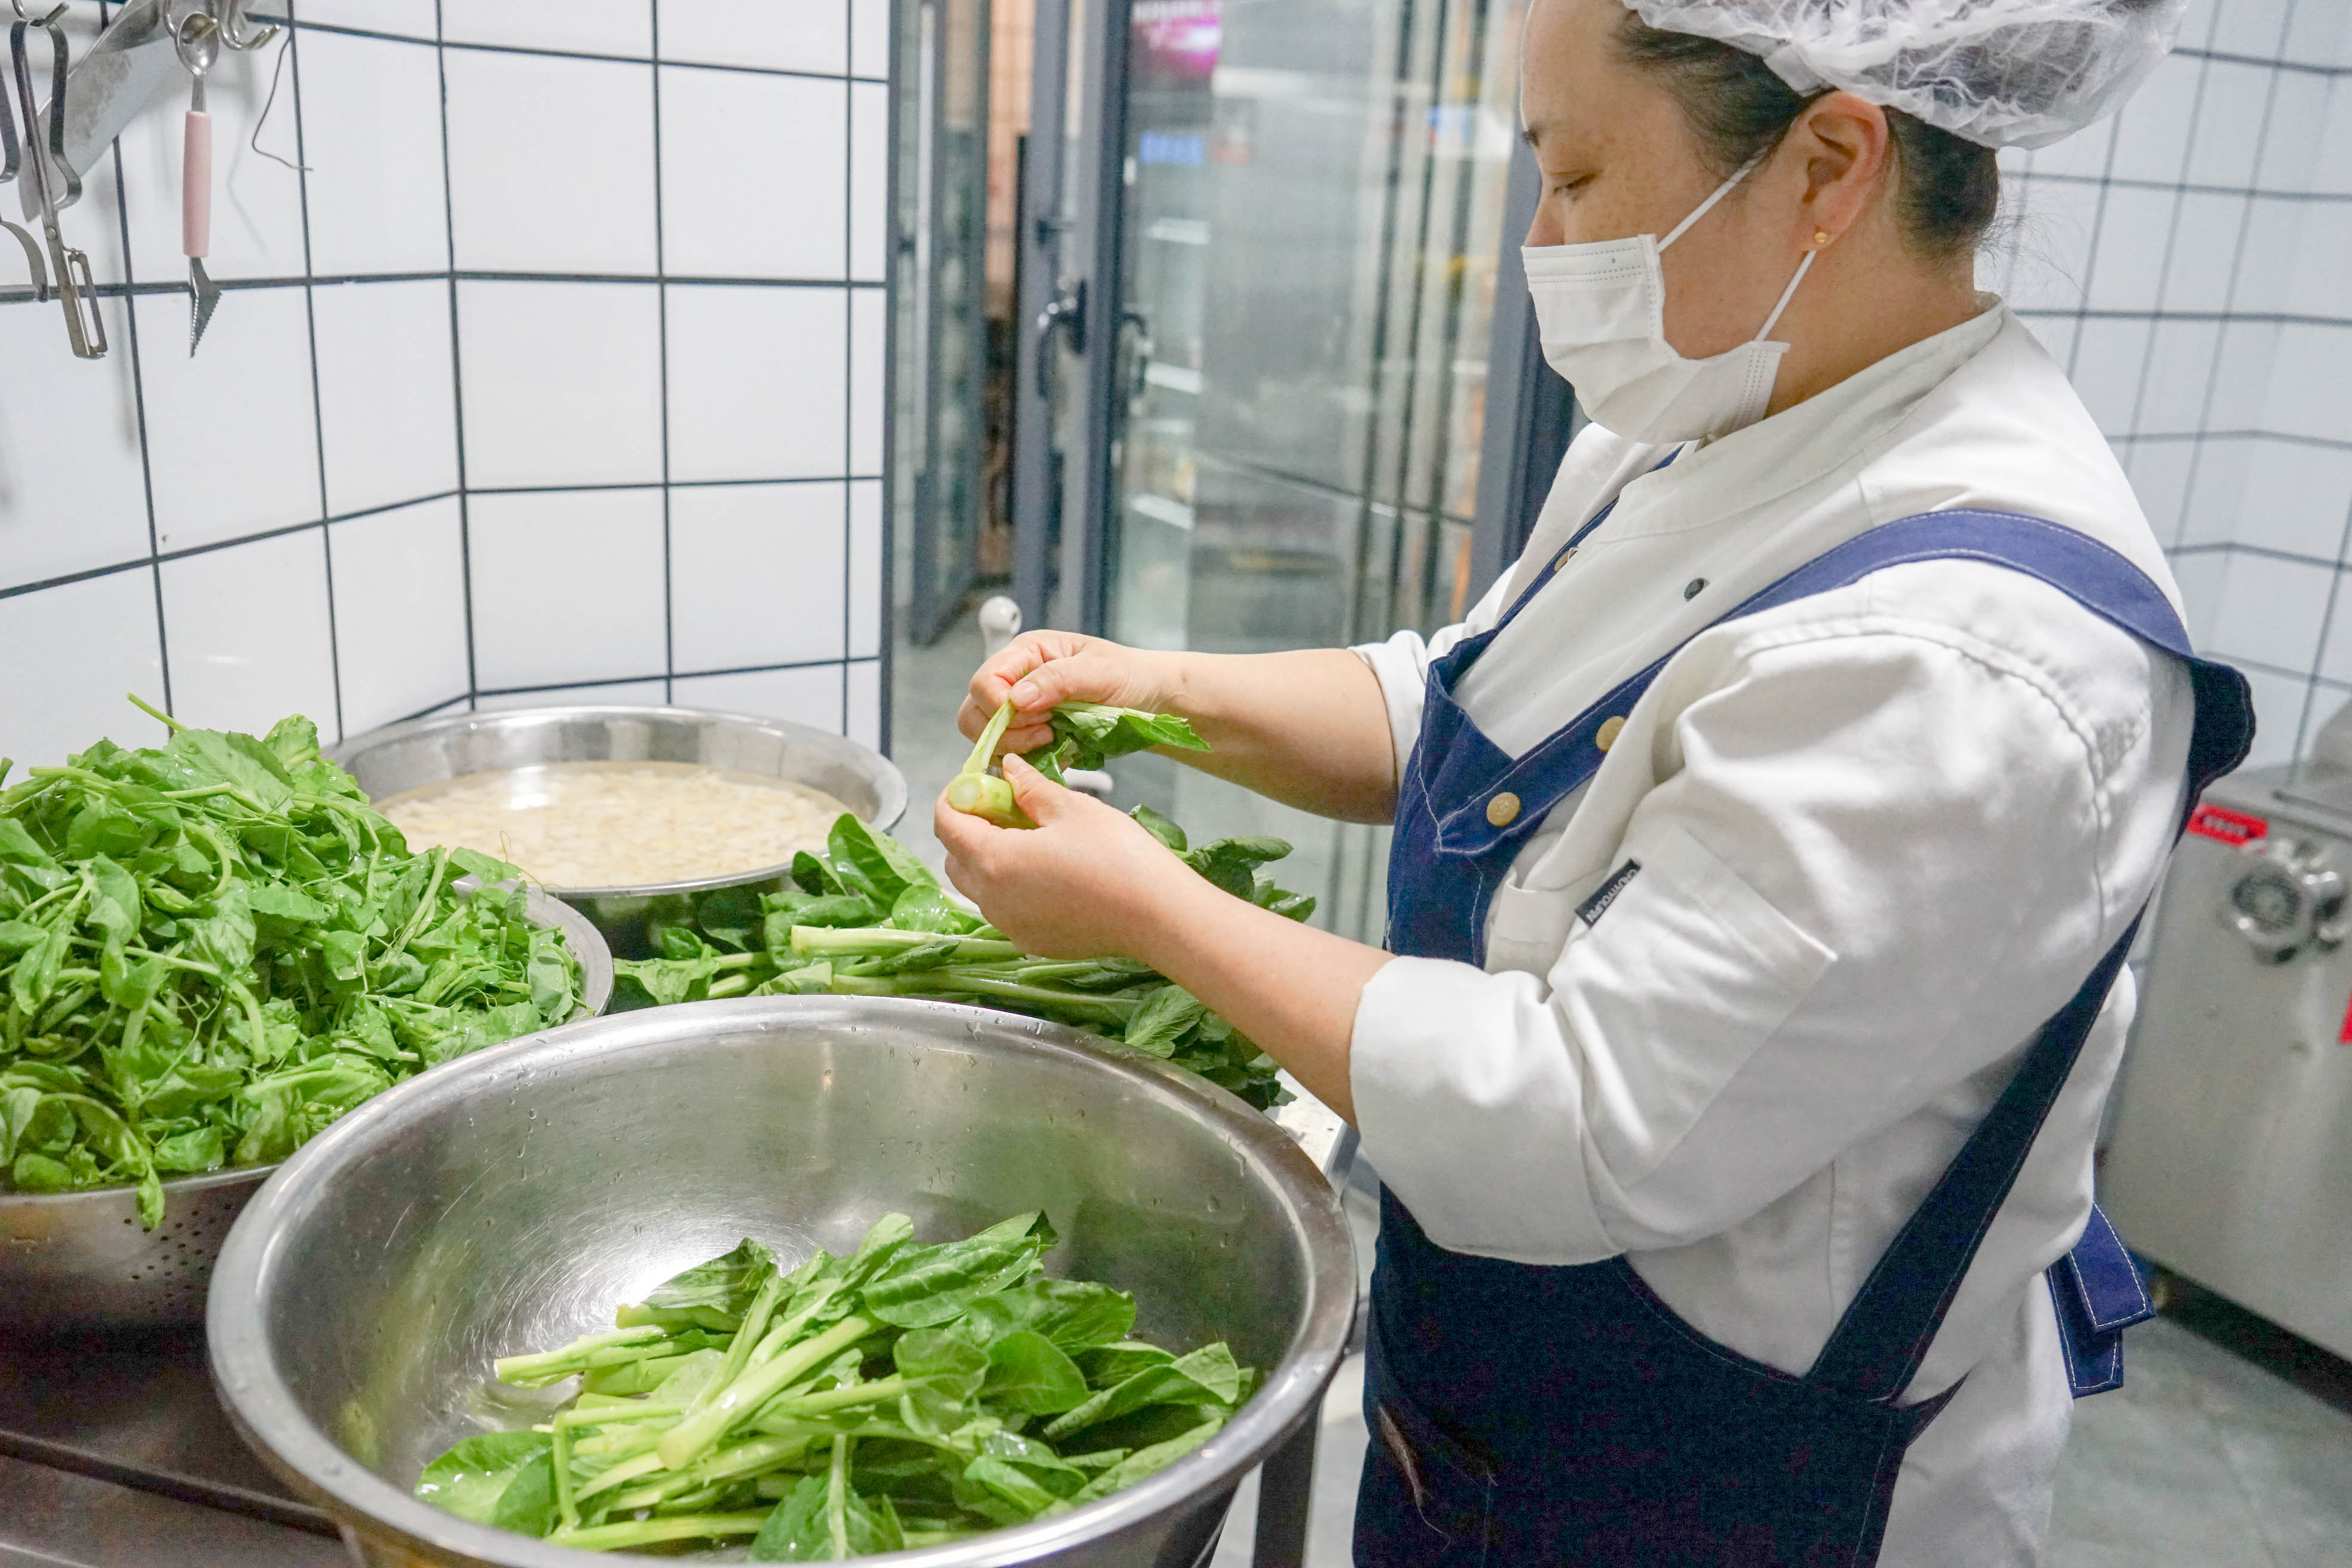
left=1035, top=280, right=1086, bottom=399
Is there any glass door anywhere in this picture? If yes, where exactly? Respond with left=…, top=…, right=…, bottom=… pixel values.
left=988, top=0, right=1542, bottom=939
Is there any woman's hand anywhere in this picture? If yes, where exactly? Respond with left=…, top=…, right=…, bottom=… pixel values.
left=958, top=631, right=1176, bottom=760
left=934, top=755, right=1192, bottom=958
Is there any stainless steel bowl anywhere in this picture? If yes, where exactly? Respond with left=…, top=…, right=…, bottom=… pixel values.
left=328, top=706, right=911, bottom=959
left=0, top=886, right=611, bottom=1343
left=209, top=996, right=1355, bottom=1568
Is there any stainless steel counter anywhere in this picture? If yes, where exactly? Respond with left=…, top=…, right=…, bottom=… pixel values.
left=0, top=1335, right=342, bottom=1566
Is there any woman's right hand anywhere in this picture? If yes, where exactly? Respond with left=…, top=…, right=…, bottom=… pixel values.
left=959, top=630, right=1179, bottom=758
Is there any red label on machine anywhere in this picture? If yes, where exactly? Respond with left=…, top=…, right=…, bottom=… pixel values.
left=2188, top=803, right=2267, bottom=846
left=2338, top=991, right=2352, bottom=1046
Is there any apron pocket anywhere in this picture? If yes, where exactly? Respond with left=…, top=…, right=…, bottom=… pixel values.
left=1358, top=1394, right=1495, bottom=1568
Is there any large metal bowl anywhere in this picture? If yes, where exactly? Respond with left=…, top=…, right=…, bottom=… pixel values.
left=207, top=996, right=1355, bottom=1568
left=0, top=885, right=611, bottom=1343
left=329, top=706, right=911, bottom=959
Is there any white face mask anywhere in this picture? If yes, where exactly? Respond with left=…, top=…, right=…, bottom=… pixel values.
left=1523, top=158, right=1817, bottom=444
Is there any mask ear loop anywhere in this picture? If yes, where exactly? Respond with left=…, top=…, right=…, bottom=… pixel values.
left=1753, top=247, right=1817, bottom=344
left=1658, top=151, right=1771, bottom=251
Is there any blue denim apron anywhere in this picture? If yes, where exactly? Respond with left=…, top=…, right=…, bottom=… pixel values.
left=1359, top=507, right=2255, bottom=1568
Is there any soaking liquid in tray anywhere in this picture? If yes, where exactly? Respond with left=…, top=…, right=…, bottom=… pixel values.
left=376, top=760, right=854, bottom=889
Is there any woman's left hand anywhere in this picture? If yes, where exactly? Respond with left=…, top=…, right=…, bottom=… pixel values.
left=934, top=755, right=1193, bottom=960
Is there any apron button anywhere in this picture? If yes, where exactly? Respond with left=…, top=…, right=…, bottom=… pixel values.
left=1553, top=546, right=1577, bottom=572
left=1595, top=715, right=1626, bottom=752
left=1486, top=792, right=1522, bottom=827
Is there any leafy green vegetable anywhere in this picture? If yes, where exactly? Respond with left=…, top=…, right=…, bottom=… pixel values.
left=0, top=702, right=587, bottom=1224
left=615, top=807, right=1305, bottom=1111
left=1022, top=702, right=1209, bottom=785
left=421, top=1213, right=1255, bottom=1557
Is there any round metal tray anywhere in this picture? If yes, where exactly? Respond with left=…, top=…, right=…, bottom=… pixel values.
left=329, top=705, right=909, bottom=959
left=0, top=884, right=611, bottom=1342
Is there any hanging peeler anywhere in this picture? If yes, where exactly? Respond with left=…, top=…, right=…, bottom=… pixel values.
left=7, top=0, right=103, bottom=357
left=173, top=1, right=217, bottom=353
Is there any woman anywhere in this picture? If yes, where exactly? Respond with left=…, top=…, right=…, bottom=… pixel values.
left=936, top=1, right=2249, bottom=1563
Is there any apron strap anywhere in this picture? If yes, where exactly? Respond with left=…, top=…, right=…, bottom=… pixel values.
left=1433, top=510, right=2253, bottom=860
left=1791, top=514, right=2253, bottom=1405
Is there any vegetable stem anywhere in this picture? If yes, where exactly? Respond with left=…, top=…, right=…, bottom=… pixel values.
left=655, top=1315, right=876, bottom=1471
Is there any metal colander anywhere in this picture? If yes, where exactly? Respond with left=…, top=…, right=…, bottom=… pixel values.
left=0, top=885, right=612, bottom=1342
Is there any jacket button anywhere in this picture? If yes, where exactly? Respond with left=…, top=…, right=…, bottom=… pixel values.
left=1486, top=792, right=1521, bottom=827
left=1595, top=715, right=1626, bottom=752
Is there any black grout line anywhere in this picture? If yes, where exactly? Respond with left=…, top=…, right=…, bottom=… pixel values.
left=469, top=475, right=884, bottom=495
left=95, top=0, right=173, bottom=718
left=244, top=11, right=886, bottom=84
left=840, top=0, right=854, bottom=740
left=287, top=7, right=347, bottom=743
left=473, top=654, right=881, bottom=700
left=2011, top=169, right=2352, bottom=206
left=2172, top=44, right=2352, bottom=79
left=434, top=0, right=480, bottom=712
left=1, top=272, right=889, bottom=307
left=651, top=0, right=674, bottom=709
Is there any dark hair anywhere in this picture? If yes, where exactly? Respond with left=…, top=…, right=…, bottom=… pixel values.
left=1613, top=17, right=1999, bottom=259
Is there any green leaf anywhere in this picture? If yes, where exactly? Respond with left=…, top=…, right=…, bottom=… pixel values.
left=1042, top=1344, right=1242, bottom=1441
left=791, top=851, right=846, bottom=897
left=862, top=1212, right=1055, bottom=1328
left=261, top=714, right=323, bottom=770
left=247, top=883, right=330, bottom=929
left=150, top=1125, right=225, bottom=1173
left=965, top=1278, right=1136, bottom=1353
left=638, top=1237, right=782, bottom=1331
left=414, top=1431, right=557, bottom=1532
left=892, top=1321, right=991, bottom=1398
left=748, top=1474, right=830, bottom=1560
left=1067, top=1417, right=1224, bottom=1504
left=981, top=1330, right=1090, bottom=1415
left=1128, top=803, right=1187, bottom=853
left=192, top=883, right=256, bottom=973
left=1121, top=985, right=1205, bottom=1058
left=826, top=816, right=933, bottom=908
left=886, top=885, right=984, bottom=935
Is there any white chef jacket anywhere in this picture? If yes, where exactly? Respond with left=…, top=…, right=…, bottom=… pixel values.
left=1348, top=301, right=2196, bottom=1567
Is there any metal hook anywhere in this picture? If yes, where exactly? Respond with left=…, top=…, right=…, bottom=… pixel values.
left=216, top=0, right=276, bottom=51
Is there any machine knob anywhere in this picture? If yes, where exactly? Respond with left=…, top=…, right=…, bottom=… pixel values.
left=2222, top=837, right=2346, bottom=961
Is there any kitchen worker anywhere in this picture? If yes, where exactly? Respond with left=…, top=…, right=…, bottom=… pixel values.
left=935, top=0, right=2252, bottom=1563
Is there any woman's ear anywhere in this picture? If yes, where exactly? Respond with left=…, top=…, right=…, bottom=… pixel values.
left=1790, top=91, right=1892, bottom=247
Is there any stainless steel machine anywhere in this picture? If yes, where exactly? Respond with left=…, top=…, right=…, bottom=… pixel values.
left=2103, top=702, right=2352, bottom=1361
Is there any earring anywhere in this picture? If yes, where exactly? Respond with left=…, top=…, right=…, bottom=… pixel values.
left=1814, top=228, right=1832, bottom=248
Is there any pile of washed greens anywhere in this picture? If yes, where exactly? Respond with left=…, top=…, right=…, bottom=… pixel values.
left=417, top=1211, right=1253, bottom=1556
left=0, top=703, right=583, bottom=1225
left=612, top=807, right=1301, bottom=1110
left=618, top=700, right=1303, bottom=1110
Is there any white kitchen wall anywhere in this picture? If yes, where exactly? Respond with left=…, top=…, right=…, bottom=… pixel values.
left=1993, top=0, right=2352, bottom=767
left=0, top=0, right=889, bottom=771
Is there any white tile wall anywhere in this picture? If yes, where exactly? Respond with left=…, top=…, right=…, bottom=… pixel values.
left=0, top=5, right=891, bottom=768
left=660, top=69, right=849, bottom=280
left=328, top=497, right=471, bottom=733
left=312, top=279, right=460, bottom=516
left=2012, top=0, right=2352, bottom=765
left=467, top=488, right=669, bottom=690
left=457, top=280, right=665, bottom=488
left=158, top=531, right=339, bottom=737
left=667, top=482, right=848, bottom=672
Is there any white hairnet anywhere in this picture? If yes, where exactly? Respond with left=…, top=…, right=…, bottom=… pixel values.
left=1621, top=0, right=2188, bottom=149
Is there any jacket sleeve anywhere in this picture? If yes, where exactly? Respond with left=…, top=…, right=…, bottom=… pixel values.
left=1348, top=613, right=2191, bottom=1266
left=1350, top=575, right=1516, bottom=781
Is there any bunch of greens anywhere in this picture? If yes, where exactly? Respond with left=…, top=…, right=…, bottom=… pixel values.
left=945, top=699, right=1210, bottom=824
left=0, top=702, right=584, bottom=1226
left=416, top=1212, right=1254, bottom=1557
left=613, top=811, right=1302, bottom=1110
